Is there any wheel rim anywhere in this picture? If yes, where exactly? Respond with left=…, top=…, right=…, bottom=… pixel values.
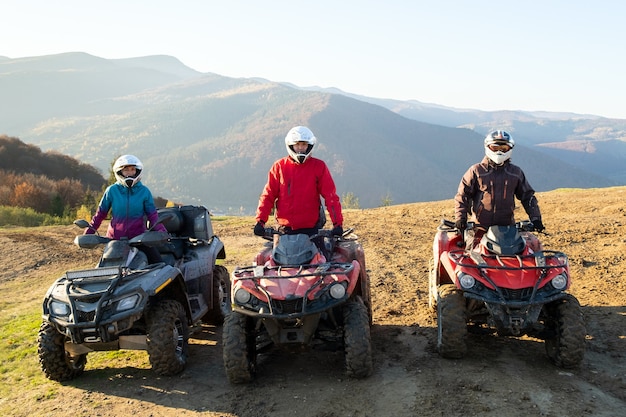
left=218, top=281, right=229, bottom=314
left=174, top=318, right=185, bottom=356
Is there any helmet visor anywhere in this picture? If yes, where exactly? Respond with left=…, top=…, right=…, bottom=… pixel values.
left=488, top=143, right=512, bottom=152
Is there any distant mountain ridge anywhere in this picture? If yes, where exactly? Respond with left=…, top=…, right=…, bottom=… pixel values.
left=0, top=52, right=618, bottom=214
left=300, top=86, right=626, bottom=183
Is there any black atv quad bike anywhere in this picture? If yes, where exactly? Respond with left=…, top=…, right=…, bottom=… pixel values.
left=37, top=205, right=231, bottom=381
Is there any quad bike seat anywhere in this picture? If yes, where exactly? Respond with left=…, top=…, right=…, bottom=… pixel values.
left=157, top=206, right=214, bottom=240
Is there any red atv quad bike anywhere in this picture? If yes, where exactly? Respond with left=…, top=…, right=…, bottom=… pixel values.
left=429, top=219, right=585, bottom=367
left=222, top=227, right=373, bottom=383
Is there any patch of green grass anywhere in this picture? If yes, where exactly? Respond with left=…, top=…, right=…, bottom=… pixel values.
left=86, top=350, right=151, bottom=371
left=0, top=205, right=75, bottom=227
left=0, top=308, right=49, bottom=398
left=212, top=215, right=253, bottom=226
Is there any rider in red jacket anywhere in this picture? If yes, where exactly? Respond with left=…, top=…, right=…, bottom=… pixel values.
left=255, top=126, right=343, bottom=237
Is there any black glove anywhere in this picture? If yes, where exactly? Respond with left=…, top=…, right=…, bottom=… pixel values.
left=455, top=219, right=467, bottom=232
left=253, top=221, right=265, bottom=236
left=532, top=219, right=545, bottom=232
left=331, top=225, right=344, bottom=236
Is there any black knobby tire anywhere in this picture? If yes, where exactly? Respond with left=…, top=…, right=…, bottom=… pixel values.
left=437, top=284, right=468, bottom=359
left=203, top=265, right=232, bottom=325
left=343, top=298, right=373, bottom=378
left=37, top=321, right=87, bottom=381
left=545, top=294, right=586, bottom=368
left=222, top=311, right=256, bottom=384
left=146, top=299, right=189, bottom=376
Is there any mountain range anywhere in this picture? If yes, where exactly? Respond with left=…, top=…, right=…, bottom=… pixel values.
left=1, top=52, right=623, bottom=214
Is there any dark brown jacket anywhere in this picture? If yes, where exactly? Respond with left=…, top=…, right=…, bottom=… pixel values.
left=455, top=157, right=541, bottom=228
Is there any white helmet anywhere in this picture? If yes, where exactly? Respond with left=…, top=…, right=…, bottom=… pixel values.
left=484, top=130, right=515, bottom=165
left=285, top=126, right=317, bottom=164
left=113, top=154, right=143, bottom=188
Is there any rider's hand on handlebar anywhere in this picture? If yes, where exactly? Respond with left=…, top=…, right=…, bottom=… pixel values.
left=253, top=221, right=266, bottom=236
left=455, top=219, right=467, bottom=233
left=532, top=219, right=545, bottom=232
left=331, top=225, right=343, bottom=237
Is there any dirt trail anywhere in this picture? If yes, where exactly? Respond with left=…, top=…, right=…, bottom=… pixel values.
left=2, top=188, right=625, bottom=416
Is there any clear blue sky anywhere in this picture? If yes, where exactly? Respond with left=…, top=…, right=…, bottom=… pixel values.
left=2, top=1, right=625, bottom=119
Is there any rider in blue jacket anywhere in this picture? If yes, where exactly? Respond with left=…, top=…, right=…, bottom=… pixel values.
left=86, top=154, right=166, bottom=263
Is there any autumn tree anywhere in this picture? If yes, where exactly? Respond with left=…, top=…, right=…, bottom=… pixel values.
left=11, top=182, right=49, bottom=213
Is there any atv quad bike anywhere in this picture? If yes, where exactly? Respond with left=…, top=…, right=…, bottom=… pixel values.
left=38, top=205, right=230, bottom=381
left=223, top=227, right=372, bottom=383
left=429, top=219, right=585, bottom=367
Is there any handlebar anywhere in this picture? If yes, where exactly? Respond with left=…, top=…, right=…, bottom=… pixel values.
left=260, top=227, right=353, bottom=241
left=439, top=219, right=544, bottom=233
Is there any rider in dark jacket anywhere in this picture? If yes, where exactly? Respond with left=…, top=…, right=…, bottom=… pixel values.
left=455, top=130, right=543, bottom=247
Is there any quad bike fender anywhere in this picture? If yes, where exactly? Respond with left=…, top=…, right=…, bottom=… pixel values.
left=334, top=240, right=370, bottom=304
left=183, top=237, right=225, bottom=269
left=180, top=236, right=225, bottom=305
left=345, top=260, right=362, bottom=296
left=438, top=251, right=457, bottom=286
left=433, top=230, right=462, bottom=286
left=208, top=235, right=226, bottom=261
left=139, top=265, right=194, bottom=321
left=211, top=235, right=226, bottom=260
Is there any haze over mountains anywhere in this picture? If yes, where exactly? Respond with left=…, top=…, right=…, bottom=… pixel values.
left=1, top=52, right=623, bottom=214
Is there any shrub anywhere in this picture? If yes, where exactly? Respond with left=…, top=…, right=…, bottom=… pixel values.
left=0, top=206, right=74, bottom=227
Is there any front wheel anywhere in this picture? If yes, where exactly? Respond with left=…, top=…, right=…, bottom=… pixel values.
left=146, top=299, right=189, bottom=375
left=37, top=321, right=87, bottom=381
left=223, top=312, right=256, bottom=384
left=437, top=284, right=468, bottom=359
left=343, top=298, right=373, bottom=378
left=545, top=294, right=586, bottom=368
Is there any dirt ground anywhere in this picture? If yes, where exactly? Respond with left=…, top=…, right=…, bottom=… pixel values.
left=2, top=187, right=625, bottom=417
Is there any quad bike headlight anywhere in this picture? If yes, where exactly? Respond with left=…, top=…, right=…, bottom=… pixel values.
left=234, top=288, right=252, bottom=304
left=50, top=300, right=70, bottom=316
left=551, top=274, right=568, bottom=290
left=329, top=282, right=347, bottom=299
left=458, top=272, right=476, bottom=289
left=116, top=294, right=140, bottom=312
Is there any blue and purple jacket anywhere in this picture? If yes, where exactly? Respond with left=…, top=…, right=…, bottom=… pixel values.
left=88, top=181, right=166, bottom=239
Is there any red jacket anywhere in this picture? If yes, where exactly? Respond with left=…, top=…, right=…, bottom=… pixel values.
left=256, top=156, right=343, bottom=230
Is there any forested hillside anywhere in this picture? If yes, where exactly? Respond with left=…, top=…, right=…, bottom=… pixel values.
left=0, top=135, right=106, bottom=218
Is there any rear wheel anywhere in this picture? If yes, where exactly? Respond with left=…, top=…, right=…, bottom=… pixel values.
left=146, top=299, right=189, bottom=375
left=343, top=298, right=373, bottom=378
left=37, top=321, right=87, bottom=381
left=545, top=294, right=586, bottom=368
left=203, top=265, right=232, bottom=325
left=437, top=284, right=467, bottom=359
left=223, top=311, right=256, bottom=384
